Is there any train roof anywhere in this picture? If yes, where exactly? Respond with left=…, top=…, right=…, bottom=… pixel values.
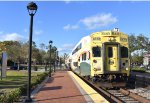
left=71, top=35, right=91, bottom=53
left=90, top=28, right=128, bottom=37
left=70, top=28, right=128, bottom=55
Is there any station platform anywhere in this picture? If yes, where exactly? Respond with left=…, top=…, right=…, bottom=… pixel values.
left=33, top=71, right=109, bottom=103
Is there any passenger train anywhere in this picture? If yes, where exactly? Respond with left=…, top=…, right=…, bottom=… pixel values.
left=66, top=28, right=130, bottom=84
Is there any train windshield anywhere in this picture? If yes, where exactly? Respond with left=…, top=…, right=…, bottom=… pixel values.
left=92, top=46, right=101, bottom=57
left=121, top=46, right=128, bottom=58
left=108, top=47, right=113, bottom=58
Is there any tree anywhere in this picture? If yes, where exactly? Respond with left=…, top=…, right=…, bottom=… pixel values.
left=21, top=42, right=29, bottom=64
left=1, top=41, right=22, bottom=69
left=132, top=53, right=143, bottom=65
left=39, top=43, right=46, bottom=50
left=129, top=34, right=150, bottom=65
left=63, top=53, right=68, bottom=64
left=129, top=34, right=138, bottom=53
left=32, top=48, right=42, bottom=64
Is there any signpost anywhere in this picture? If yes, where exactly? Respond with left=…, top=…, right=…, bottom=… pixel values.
left=1, top=52, right=7, bottom=80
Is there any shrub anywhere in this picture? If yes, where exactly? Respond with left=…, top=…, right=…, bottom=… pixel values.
left=131, top=67, right=146, bottom=72
left=0, top=72, right=48, bottom=102
left=19, top=84, right=27, bottom=96
left=33, top=66, right=38, bottom=71
left=31, top=72, right=48, bottom=86
left=0, top=88, right=21, bottom=103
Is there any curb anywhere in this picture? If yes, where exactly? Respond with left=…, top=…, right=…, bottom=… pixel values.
left=24, top=76, right=51, bottom=103
left=31, top=76, right=50, bottom=97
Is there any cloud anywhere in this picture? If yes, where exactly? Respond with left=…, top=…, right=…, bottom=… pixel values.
left=34, top=30, right=43, bottom=35
left=80, top=13, right=117, bottom=29
left=0, top=33, right=26, bottom=41
left=64, top=0, right=71, bottom=4
left=62, top=44, right=75, bottom=48
left=63, top=13, right=117, bottom=30
left=58, top=43, right=75, bottom=53
left=63, top=24, right=79, bottom=31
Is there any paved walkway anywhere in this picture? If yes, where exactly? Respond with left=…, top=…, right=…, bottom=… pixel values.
left=33, top=71, right=86, bottom=103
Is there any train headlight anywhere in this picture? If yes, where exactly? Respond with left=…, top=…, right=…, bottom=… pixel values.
left=125, top=68, right=128, bottom=71
left=97, top=64, right=101, bottom=69
left=108, top=37, right=111, bottom=41
left=93, top=68, right=97, bottom=71
left=112, top=37, right=116, bottom=41
left=93, top=59, right=97, bottom=63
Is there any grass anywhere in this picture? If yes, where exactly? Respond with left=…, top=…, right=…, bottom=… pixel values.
left=0, top=70, right=42, bottom=91
left=131, top=66, right=146, bottom=72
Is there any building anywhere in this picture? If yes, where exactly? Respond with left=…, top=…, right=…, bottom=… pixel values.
left=143, top=53, right=150, bottom=66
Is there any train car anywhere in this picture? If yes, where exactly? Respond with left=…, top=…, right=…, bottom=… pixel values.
left=68, top=28, right=130, bottom=85
left=66, top=53, right=72, bottom=70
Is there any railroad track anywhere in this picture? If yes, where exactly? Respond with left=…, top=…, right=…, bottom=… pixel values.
left=73, top=72, right=150, bottom=103
left=108, top=89, right=139, bottom=103
left=128, top=87, right=150, bottom=100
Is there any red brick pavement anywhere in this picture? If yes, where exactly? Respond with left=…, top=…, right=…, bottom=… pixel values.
left=34, top=71, right=86, bottom=103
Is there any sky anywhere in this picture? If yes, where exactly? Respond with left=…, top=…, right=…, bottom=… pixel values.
left=0, top=1, right=150, bottom=55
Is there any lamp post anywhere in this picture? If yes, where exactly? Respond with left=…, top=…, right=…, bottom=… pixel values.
left=49, top=40, right=53, bottom=77
left=56, top=51, right=58, bottom=68
left=26, top=2, right=37, bottom=102
left=53, top=46, right=57, bottom=72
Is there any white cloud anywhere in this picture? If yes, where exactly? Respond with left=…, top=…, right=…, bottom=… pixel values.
left=63, top=13, right=117, bottom=31
left=34, top=30, right=43, bottom=35
left=63, top=24, right=79, bottom=31
left=58, top=43, right=75, bottom=52
left=0, top=33, right=26, bottom=41
left=62, top=44, right=75, bottom=48
left=64, top=0, right=71, bottom=4
left=80, top=13, right=117, bottom=29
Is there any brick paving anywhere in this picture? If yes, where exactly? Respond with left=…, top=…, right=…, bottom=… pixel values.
left=34, top=71, right=86, bottom=103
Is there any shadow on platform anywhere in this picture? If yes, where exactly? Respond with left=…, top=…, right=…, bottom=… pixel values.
left=40, top=86, right=62, bottom=91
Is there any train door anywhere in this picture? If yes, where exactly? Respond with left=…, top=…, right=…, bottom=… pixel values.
left=105, top=45, right=119, bottom=71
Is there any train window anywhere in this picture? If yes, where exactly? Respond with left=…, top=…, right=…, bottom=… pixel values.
left=121, top=46, right=128, bottom=58
left=92, top=46, right=101, bottom=57
left=87, top=52, right=90, bottom=60
left=82, top=54, right=85, bottom=61
left=84, top=53, right=86, bottom=60
left=80, top=56, right=82, bottom=61
left=108, top=47, right=113, bottom=57
left=73, top=62, right=78, bottom=67
left=69, top=59, right=72, bottom=62
left=82, top=53, right=86, bottom=60
left=72, top=43, right=82, bottom=55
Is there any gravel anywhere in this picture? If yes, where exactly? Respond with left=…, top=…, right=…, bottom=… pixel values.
left=129, top=87, right=150, bottom=99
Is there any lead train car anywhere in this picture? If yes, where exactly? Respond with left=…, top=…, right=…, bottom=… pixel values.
left=67, top=28, right=130, bottom=82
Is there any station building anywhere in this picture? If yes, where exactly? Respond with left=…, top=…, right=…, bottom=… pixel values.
left=143, top=53, right=150, bottom=66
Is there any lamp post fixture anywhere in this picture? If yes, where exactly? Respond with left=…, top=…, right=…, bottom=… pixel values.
left=49, top=40, right=53, bottom=77
left=26, top=2, right=37, bottom=102
left=53, top=46, right=57, bottom=72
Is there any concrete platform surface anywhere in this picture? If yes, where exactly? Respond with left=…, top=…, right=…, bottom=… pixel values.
left=68, top=71, right=108, bottom=103
left=33, top=71, right=109, bottom=103
left=33, top=71, right=86, bottom=103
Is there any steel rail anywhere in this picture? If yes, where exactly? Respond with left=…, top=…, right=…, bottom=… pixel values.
left=73, top=72, right=124, bottom=103
left=119, top=88, right=150, bottom=103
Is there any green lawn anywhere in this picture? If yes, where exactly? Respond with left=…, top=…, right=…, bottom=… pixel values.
left=0, top=70, right=42, bottom=91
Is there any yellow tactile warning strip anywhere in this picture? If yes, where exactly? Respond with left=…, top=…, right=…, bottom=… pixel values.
left=68, top=71, right=109, bottom=103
